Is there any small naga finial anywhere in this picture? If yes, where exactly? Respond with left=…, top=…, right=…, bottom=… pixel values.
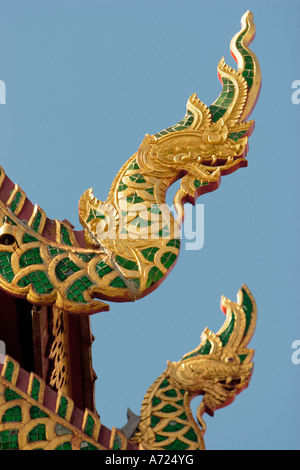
left=134, top=285, right=257, bottom=450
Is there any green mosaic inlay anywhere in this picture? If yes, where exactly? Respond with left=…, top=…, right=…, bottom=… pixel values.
left=155, top=110, right=194, bottom=138
left=126, top=160, right=140, bottom=171
left=66, top=275, right=94, bottom=303
left=115, top=255, right=138, bottom=271
left=84, top=415, right=95, bottom=438
left=3, top=216, right=16, bottom=225
left=48, top=246, right=66, bottom=257
left=163, top=438, right=189, bottom=451
left=5, top=388, right=22, bottom=402
left=27, top=424, right=46, bottom=442
left=109, top=276, right=127, bottom=289
left=146, top=266, right=164, bottom=288
left=182, top=339, right=212, bottom=361
left=151, top=415, right=160, bottom=428
left=155, top=434, right=168, bottom=443
left=152, top=396, right=161, bottom=407
left=129, top=173, right=146, bottom=184
left=209, top=77, right=235, bottom=122
left=96, top=260, right=113, bottom=278
left=160, top=404, right=178, bottom=414
left=4, top=361, right=14, bottom=382
left=112, top=434, right=122, bottom=450
left=184, top=427, right=198, bottom=442
left=0, top=429, right=19, bottom=450
left=117, top=181, right=128, bottom=192
left=141, top=247, right=159, bottom=262
left=0, top=251, right=14, bottom=283
left=9, top=191, right=22, bottom=213
left=160, top=251, right=177, bottom=269
left=2, top=405, right=22, bottom=423
left=77, top=252, right=96, bottom=262
left=56, top=442, right=72, bottom=450
left=57, top=396, right=68, bottom=419
left=155, top=224, right=170, bottom=238
left=126, top=192, right=144, bottom=204
left=241, top=287, right=253, bottom=338
left=130, top=215, right=152, bottom=228
left=30, top=406, right=49, bottom=419
left=19, top=248, right=43, bottom=268
left=159, top=378, right=169, bottom=389
left=166, top=239, right=180, bottom=249
left=163, top=388, right=177, bottom=398
left=219, top=314, right=235, bottom=347
left=60, top=224, right=73, bottom=246
left=17, top=271, right=54, bottom=294
left=30, top=377, right=41, bottom=401
left=162, top=421, right=185, bottom=433
left=86, top=208, right=106, bottom=223
left=228, top=130, right=247, bottom=142
left=55, top=258, right=81, bottom=281
left=31, top=211, right=43, bottom=233
left=22, top=233, right=38, bottom=243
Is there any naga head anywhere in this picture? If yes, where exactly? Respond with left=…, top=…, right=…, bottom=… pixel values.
left=167, top=285, right=257, bottom=426
left=137, top=11, right=261, bottom=224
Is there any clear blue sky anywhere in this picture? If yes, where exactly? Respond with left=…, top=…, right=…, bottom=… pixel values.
left=0, top=0, right=299, bottom=450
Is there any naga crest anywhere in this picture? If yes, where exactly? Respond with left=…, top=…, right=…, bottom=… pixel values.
left=135, top=285, right=257, bottom=450
left=136, top=10, right=261, bottom=223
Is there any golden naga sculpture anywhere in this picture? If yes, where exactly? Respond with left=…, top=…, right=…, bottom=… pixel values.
left=0, top=11, right=261, bottom=315
left=133, top=285, right=257, bottom=451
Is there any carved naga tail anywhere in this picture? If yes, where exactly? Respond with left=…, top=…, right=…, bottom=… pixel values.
left=133, top=285, right=257, bottom=451
left=0, top=11, right=260, bottom=315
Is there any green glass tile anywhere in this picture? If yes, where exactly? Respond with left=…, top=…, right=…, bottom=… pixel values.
left=0, top=251, right=14, bottom=283
left=219, top=314, right=235, bottom=347
left=30, top=377, right=41, bottom=401
left=126, top=160, right=140, bottom=171
left=166, top=239, right=180, bottom=249
left=86, top=208, right=106, bottom=223
left=239, top=354, right=247, bottom=363
left=4, top=361, right=14, bottom=382
left=158, top=378, right=169, bottom=389
left=30, top=406, right=49, bottom=419
left=155, top=434, right=168, bottom=443
left=160, top=404, right=178, bottom=414
left=4, top=388, right=22, bottom=402
left=9, top=191, right=22, bottom=214
left=162, top=421, right=185, bottom=433
left=151, top=415, right=160, bottom=428
left=31, top=211, right=43, bottom=233
left=152, top=396, right=161, bottom=407
left=60, top=225, right=73, bottom=246
left=0, top=429, right=19, bottom=450
left=17, top=271, right=54, bottom=295
left=241, top=287, right=253, bottom=337
left=146, top=266, right=164, bottom=288
left=155, top=224, right=170, bottom=238
left=184, top=427, right=198, bottom=442
left=115, top=255, right=138, bottom=271
left=126, top=192, right=144, bottom=204
left=96, top=260, right=113, bottom=278
left=19, top=248, right=43, bottom=268
left=66, top=275, right=94, bottom=303
left=27, top=424, right=46, bottom=442
left=141, top=247, right=159, bottom=262
left=77, top=252, right=96, bottom=262
left=112, top=434, right=122, bottom=450
left=55, top=442, right=72, bottom=450
left=163, top=388, right=177, bottom=398
left=84, top=414, right=95, bottom=438
left=22, top=233, right=38, bottom=243
left=57, top=396, right=68, bottom=419
left=109, top=276, right=127, bottom=289
left=130, top=215, right=152, bottom=228
left=129, top=173, right=146, bottom=184
left=48, top=246, right=66, bottom=257
left=55, top=258, right=81, bottom=281
left=145, top=187, right=154, bottom=195
left=160, top=251, right=177, bottom=269
left=178, top=412, right=188, bottom=420
left=163, top=438, right=189, bottom=451
left=117, top=181, right=128, bottom=192
left=2, top=405, right=22, bottom=422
